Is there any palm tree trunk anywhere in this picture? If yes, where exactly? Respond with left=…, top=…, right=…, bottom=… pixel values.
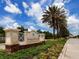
left=58, top=26, right=61, bottom=38
left=53, top=27, right=55, bottom=39
left=57, top=21, right=60, bottom=38
left=56, top=20, right=58, bottom=38
left=57, top=24, right=59, bottom=38
left=53, top=19, right=55, bottom=39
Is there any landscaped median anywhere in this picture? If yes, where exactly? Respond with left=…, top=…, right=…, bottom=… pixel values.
left=0, top=38, right=67, bottom=59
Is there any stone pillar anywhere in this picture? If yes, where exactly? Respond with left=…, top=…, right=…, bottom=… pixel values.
left=39, top=34, right=45, bottom=42
left=4, top=29, right=20, bottom=53
left=19, top=31, right=28, bottom=49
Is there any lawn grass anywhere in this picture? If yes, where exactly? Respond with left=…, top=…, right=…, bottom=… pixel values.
left=0, top=38, right=67, bottom=59
left=37, top=38, right=66, bottom=59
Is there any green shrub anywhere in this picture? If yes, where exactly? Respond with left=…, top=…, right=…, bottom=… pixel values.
left=0, top=38, right=66, bottom=59
left=37, top=38, right=66, bottom=59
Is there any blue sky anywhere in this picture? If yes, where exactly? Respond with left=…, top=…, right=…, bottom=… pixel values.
left=0, top=0, right=79, bottom=35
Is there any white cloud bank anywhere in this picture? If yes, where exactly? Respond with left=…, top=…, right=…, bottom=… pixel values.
left=0, top=16, right=20, bottom=29
left=4, top=0, right=22, bottom=14
left=24, top=2, right=43, bottom=22
left=67, top=15, right=79, bottom=24
left=53, top=0, right=70, bottom=7
left=67, top=15, right=79, bottom=35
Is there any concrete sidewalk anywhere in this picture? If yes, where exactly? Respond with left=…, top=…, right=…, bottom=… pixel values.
left=58, top=38, right=79, bottom=59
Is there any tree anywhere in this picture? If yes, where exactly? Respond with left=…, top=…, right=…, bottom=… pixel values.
left=17, top=26, right=25, bottom=32
left=0, top=27, right=5, bottom=37
left=42, top=5, right=69, bottom=38
left=17, top=26, right=28, bottom=32
left=43, top=31, right=53, bottom=39
left=37, top=29, right=42, bottom=33
left=59, top=26, right=70, bottom=37
left=37, top=29, right=53, bottom=39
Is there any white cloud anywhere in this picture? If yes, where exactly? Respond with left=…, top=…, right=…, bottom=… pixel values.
left=0, top=16, right=20, bottom=29
left=24, top=21, right=37, bottom=31
left=37, top=22, right=49, bottom=28
left=67, top=15, right=79, bottom=35
left=31, top=3, right=43, bottom=20
left=40, top=0, right=47, bottom=5
left=24, top=21, right=51, bottom=32
left=64, top=0, right=71, bottom=3
left=23, top=1, right=53, bottom=31
left=53, top=0, right=64, bottom=8
left=28, top=26, right=37, bottom=31
left=23, top=2, right=50, bottom=31
left=24, top=3, right=43, bottom=22
left=53, top=0, right=70, bottom=7
left=14, top=3, right=18, bottom=7
left=22, top=2, right=29, bottom=9
left=4, top=0, right=22, bottom=14
left=67, top=15, right=79, bottom=24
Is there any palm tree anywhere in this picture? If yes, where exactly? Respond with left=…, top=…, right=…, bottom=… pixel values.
left=42, top=5, right=68, bottom=39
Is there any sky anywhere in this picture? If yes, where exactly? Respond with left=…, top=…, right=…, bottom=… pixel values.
left=0, top=0, right=79, bottom=36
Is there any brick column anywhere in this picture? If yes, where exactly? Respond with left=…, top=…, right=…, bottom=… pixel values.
left=4, top=29, right=20, bottom=53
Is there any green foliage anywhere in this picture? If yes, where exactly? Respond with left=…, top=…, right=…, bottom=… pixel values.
left=0, top=41, right=53, bottom=59
left=59, top=27, right=70, bottom=37
left=37, top=39, right=66, bottom=59
left=43, top=31, right=53, bottom=39
left=17, top=26, right=25, bottom=32
left=42, top=5, right=70, bottom=38
left=0, top=38, right=66, bottom=59
left=0, top=27, right=5, bottom=43
left=37, top=30, right=43, bottom=33
left=37, top=29, right=53, bottom=39
left=17, top=26, right=28, bottom=32
left=0, top=27, right=5, bottom=36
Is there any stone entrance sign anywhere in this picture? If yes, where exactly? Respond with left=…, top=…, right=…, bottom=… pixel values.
left=4, top=29, right=45, bottom=53
left=4, top=29, right=20, bottom=53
